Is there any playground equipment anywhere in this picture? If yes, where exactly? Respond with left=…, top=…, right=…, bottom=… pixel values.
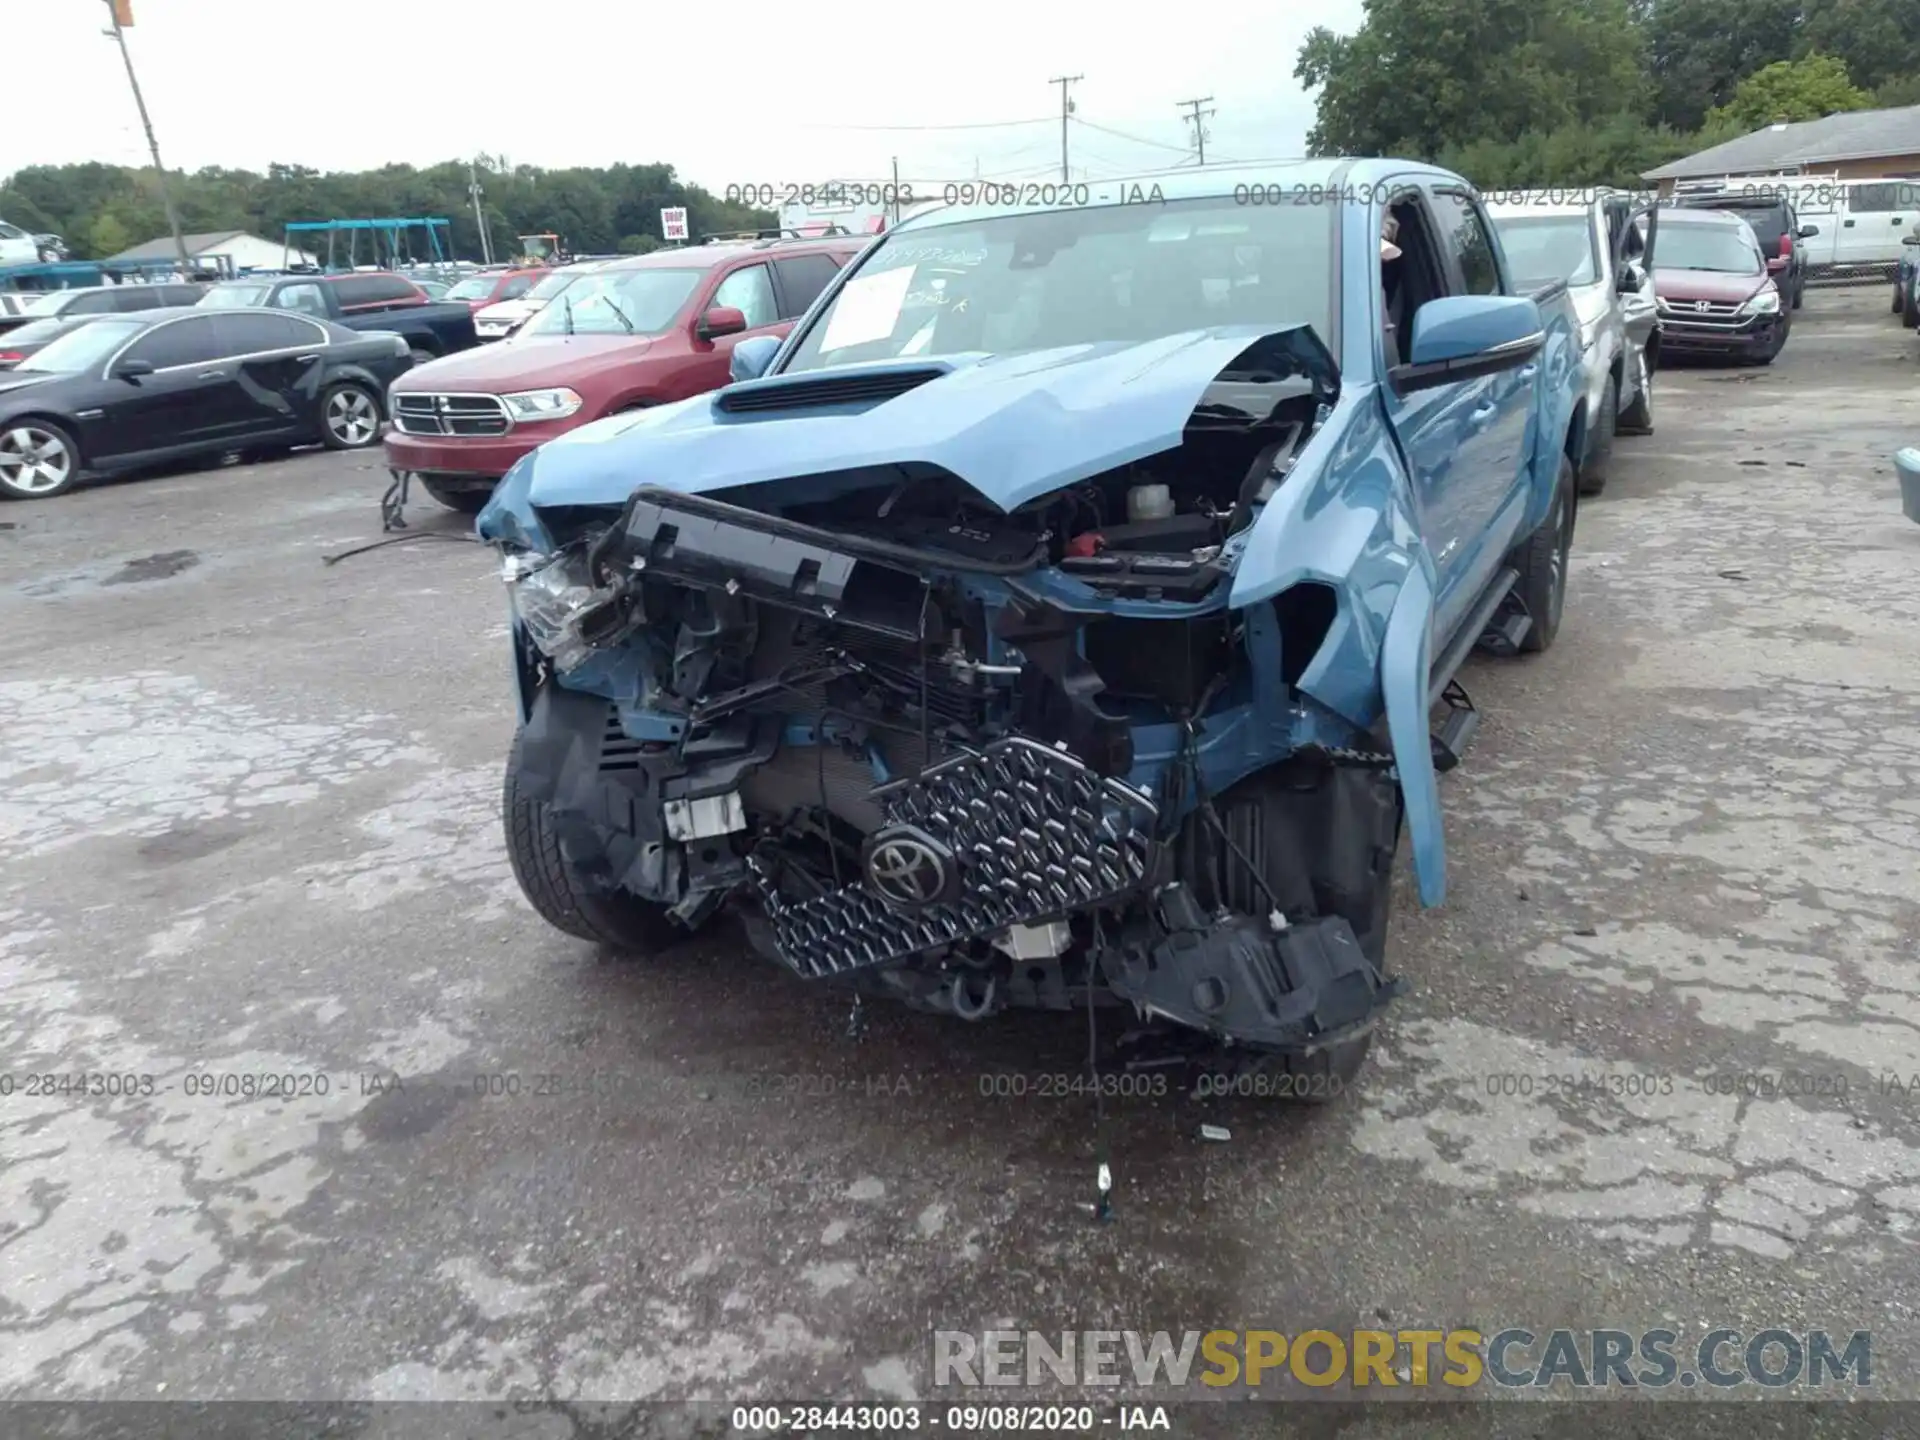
left=285, top=218, right=454, bottom=273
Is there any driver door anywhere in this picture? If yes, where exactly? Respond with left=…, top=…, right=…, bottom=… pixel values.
left=91, top=315, right=247, bottom=463
left=676, top=262, right=785, bottom=399
left=1610, top=198, right=1660, bottom=377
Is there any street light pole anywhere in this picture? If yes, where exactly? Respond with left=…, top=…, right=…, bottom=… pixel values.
left=100, top=0, right=191, bottom=275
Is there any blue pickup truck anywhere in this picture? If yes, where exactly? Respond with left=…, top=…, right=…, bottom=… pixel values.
left=477, top=160, right=1585, bottom=1094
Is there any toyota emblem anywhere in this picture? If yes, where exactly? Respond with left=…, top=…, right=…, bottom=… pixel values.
left=862, top=826, right=958, bottom=910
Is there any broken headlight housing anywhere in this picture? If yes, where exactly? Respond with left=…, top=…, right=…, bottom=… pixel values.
left=502, top=548, right=631, bottom=673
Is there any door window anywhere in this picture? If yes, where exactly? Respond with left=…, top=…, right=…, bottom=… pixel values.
left=773, top=254, right=842, bottom=317
left=499, top=275, right=534, bottom=300
left=1847, top=182, right=1920, bottom=212
left=1430, top=190, right=1503, bottom=294
left=121, top=316, right=225, bottom=369
left=709, top=264, right=777, bottom=328
left=66, top=291, right=121, bottom=314
left=274, top=283, right=329, bottom=318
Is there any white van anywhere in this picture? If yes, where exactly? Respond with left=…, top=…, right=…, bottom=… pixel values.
left=1702, top=174, right=1920, bottom=276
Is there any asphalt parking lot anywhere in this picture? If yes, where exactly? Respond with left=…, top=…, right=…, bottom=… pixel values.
left=2, top=288, right=1918, bottom=1423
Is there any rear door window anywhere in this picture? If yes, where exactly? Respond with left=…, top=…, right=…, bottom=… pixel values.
left=1847, top=182, right=1920, bottom=212
left=330, top=275, right=420, bottom=309
left=211, top=312, right=328, bottom=355
left=66, top=291, right=121, bottom=315
left=773, top=254, right=842, bottom=317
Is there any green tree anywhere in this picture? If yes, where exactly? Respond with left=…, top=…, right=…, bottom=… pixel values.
left=1296, top=0, right=1648, bottom=156
left=1801, top=0, right=1920, bottom=93
left=1706, top=52, right=1872, bottom=128
left=1635, top=0, right=1803, bottom=130
left=85, top=213, right=132, bottom=260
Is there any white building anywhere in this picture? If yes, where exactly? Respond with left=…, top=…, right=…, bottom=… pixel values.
left=106, top=230, right=317, bottom=274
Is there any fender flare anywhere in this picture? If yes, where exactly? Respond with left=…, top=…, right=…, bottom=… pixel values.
left=1381, top=560, right=1445, bottom=907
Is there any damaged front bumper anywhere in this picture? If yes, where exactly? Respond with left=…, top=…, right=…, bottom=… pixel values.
left=505, top=483, right=1405, bottom=1058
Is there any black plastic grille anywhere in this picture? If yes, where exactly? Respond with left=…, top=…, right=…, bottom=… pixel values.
left=751, top=737, right=1157, bottom=979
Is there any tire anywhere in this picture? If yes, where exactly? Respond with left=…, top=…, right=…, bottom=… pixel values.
left=1511, top=451, right=1575, bottom=655
left=420, top=475, right=493, bottom=514
left=1902, top=280, right=1919, bottom=329
left=0, top=418, right=81, bottom=500
left=319, top=382, right=382, bottom=450
left=1896, top=281, right=1906, bottom=315
left=1578, top=373, right=1616, bottom=496
left=1617, top=352, right=1654, bottom=436
left=502, top=729, right=684, bottom=953
left=1791, top=275, right=1804, bottom=310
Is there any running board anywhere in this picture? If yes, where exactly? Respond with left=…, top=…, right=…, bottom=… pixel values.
left=1431, top=567, right=1519, bottom=704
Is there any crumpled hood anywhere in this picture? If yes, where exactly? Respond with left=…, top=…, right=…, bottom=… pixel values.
left=393, top=335, right=651, bottom=393
left=518, top=324, right=1337, bottom=513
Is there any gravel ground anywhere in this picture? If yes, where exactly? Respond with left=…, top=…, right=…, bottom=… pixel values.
left=1, top=289, right=1916, bottom=1432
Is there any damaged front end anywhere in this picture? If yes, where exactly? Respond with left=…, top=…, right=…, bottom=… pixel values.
left=493, top=327, right=1406, bottom=1065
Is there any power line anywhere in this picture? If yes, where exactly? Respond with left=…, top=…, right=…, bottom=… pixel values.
left=1176, top=96, right=1216, bottom=166
left=801, top=117, right=1053, bottom=132
left=1049, top=75, right=1083, bottom=183
left=1068, top=115, right=1192, bottom=154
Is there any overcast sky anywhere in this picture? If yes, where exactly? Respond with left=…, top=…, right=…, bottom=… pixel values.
left=5, top=0, right=1361, bottom=190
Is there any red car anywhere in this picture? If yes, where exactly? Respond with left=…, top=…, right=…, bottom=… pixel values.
left=441, top=267, right=546, bottom=312
left=384, top=236, right=865, bottom=511
left=1649, top=209, right=1789, bottom=365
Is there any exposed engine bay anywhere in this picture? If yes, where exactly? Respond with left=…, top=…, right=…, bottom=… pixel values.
left=503, top=350, right=1404, bottom=1062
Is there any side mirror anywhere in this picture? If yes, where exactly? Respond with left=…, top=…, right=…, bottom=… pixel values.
left=1799, top=225, right=1819, bottom=238
left=1616, top=261, right=1646, bottom=293
left=113, top=358, right=154, bottom=381
left=698, top=305, right=747, bottom=340
left=1903, top=234, right=1920, bottom=246
left=729, top=335, right=782, bottom=383
left=1395, top=295, right=1544, bottom=392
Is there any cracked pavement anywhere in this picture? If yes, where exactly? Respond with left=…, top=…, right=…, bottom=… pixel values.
left=1, top=289, right=1916, bottom=1418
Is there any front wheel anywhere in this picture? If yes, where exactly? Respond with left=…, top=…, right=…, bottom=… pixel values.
left=319, top=383, right=382, bottom=449
left=1902, top=280, right=1919, bottom=329
left=1511, top=451, right=1575, bottom=654
left=1617, top=353, right=1654, bottom=436
left=1578, top=373, right=1616, bottom=496
left=0, top=419, right=80, bottom=500
left=503, top=730, right=685, bottom=953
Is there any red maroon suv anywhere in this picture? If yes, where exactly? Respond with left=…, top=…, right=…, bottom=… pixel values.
left=384, top=237, right=865, bottom=511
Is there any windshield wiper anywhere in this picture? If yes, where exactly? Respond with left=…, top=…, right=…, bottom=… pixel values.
left=562, top=294, right=575, bottom=335
left=602, top=299, right=635, bottom=334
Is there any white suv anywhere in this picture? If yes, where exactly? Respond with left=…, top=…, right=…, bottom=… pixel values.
left=0, top=219, right=40, bottom=267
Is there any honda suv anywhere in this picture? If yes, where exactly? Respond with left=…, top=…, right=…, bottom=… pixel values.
left=385, top=236, right=866, bottom=512
left=1672, top=188, right=1815, bottom=310
left=1649, top=209, right=1788, bottom=364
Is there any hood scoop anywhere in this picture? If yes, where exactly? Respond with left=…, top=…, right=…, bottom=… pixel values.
left=716, top=364, right=948, bottom=415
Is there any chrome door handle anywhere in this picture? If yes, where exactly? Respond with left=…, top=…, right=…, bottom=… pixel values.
left=294, top=353, right=319, bottom=363
left=196, top=369, right=226, bottom=379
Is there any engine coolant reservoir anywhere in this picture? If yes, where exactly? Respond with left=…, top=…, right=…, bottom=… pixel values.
left=1126, top=483, right=1174, bottom=522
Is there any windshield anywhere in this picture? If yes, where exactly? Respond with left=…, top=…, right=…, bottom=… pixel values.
left=201, top=284, right=274, bottom=308
left=1489, top=215, right=1598, bottom=288
left=1655, top=222, right=1762, bottom=274
left=525, top=269, right=584, bottom=302
left=2, top=316, right=95, bottom=344
left=781, top=195, right=1335, bottom=373
left=15, top=317, right=146, bottom=372
left=520, top=267, right=702, bottom=337
left=445, top=276, right=500, bottom=300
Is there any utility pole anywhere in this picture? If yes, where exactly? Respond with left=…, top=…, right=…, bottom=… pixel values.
left=101, top=0, right=190, bottom=274
left=1049, top=74, right=1082, bottom=182
left=1177, top=96, right=1215, bottom=165
left=469, top=158, right=494, bottom=264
